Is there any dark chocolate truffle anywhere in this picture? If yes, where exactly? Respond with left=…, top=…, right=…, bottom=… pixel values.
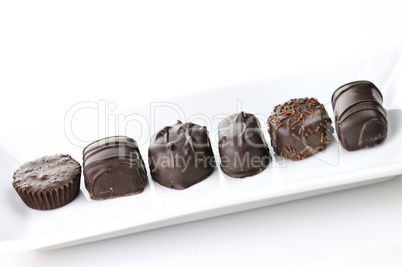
left=12, top=154, right=81, bottom=210
left=267, top=98, right=334, bottom=161
left=148, top=121, right=215, bottom=189
left=331, top=80, right=387, bottom=151
left=83, top=136, right=147, bottom=200
left=218, top=112, right=270, bottom=178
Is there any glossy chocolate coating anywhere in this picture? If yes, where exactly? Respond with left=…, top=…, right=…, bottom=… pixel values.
left=83, top=136, right=147, bottom=200
left=267, top=98, right=333, bottom=161
left=12, top=154, right=81, bottom=210
left=148, top=121, right=215, bottom=189
left=218, top=112, right=270, bottom=178
left=331, top=80, right=387, bottom=151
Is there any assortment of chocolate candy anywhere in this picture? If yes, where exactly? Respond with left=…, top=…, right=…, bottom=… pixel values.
left=12, top=80, right=388, bottom=209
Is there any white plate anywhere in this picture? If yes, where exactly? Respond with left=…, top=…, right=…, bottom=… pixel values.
left=1, top=48, right=402, bottom=254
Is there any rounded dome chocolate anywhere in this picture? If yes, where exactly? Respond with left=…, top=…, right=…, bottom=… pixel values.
left=148, top=121, right=215, bottom=189
left=218, top=112, right=270, bottom=178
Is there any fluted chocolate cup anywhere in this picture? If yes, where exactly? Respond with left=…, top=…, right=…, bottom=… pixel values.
left=12, top=154, right=81, bottom=210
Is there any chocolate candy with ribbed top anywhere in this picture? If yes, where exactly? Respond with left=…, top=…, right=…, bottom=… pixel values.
left=267, top=98, right=333, bottom=161
left=148, top=121, right=215, bottom=189
left=331, top=80, right=387, bottom=151
left=83, top=136, right=147, bottom=200
left=218, top=111, right=270, bottom=178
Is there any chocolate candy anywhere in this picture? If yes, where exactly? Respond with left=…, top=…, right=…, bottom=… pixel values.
left=218, top=112, right=270, bottom=178
left=12, top=154, right=81, bottom=210
left=148, top=121, right=215, bottom=189
left=83, top=136, right=147, bottom=200
left=267, top=98, right=333, bottom=161
left=331, top=80, right=387, bottom=151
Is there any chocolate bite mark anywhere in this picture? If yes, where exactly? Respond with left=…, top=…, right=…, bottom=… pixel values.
left=267, top=98, right=334, bottom=161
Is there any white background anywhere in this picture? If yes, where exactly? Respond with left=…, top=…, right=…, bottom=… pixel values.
left=1, top=0, right=402, bottom=266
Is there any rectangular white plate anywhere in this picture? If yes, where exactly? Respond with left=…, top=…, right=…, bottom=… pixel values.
left=1, top=47, right=402, bottom=254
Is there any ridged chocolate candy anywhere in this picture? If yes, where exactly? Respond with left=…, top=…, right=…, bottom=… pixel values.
left=218, top=112, right=270, bottom=178
left=83, top=136, right=147, bottom=200
left=331, top=80, right=387, bottom=151
left=148, top=121, right=215, bottom=189
left=267, top=98, right=333, bottom=161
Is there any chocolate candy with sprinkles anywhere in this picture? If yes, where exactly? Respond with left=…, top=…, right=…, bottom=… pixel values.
left=267, top=98, right=334, bottom=161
